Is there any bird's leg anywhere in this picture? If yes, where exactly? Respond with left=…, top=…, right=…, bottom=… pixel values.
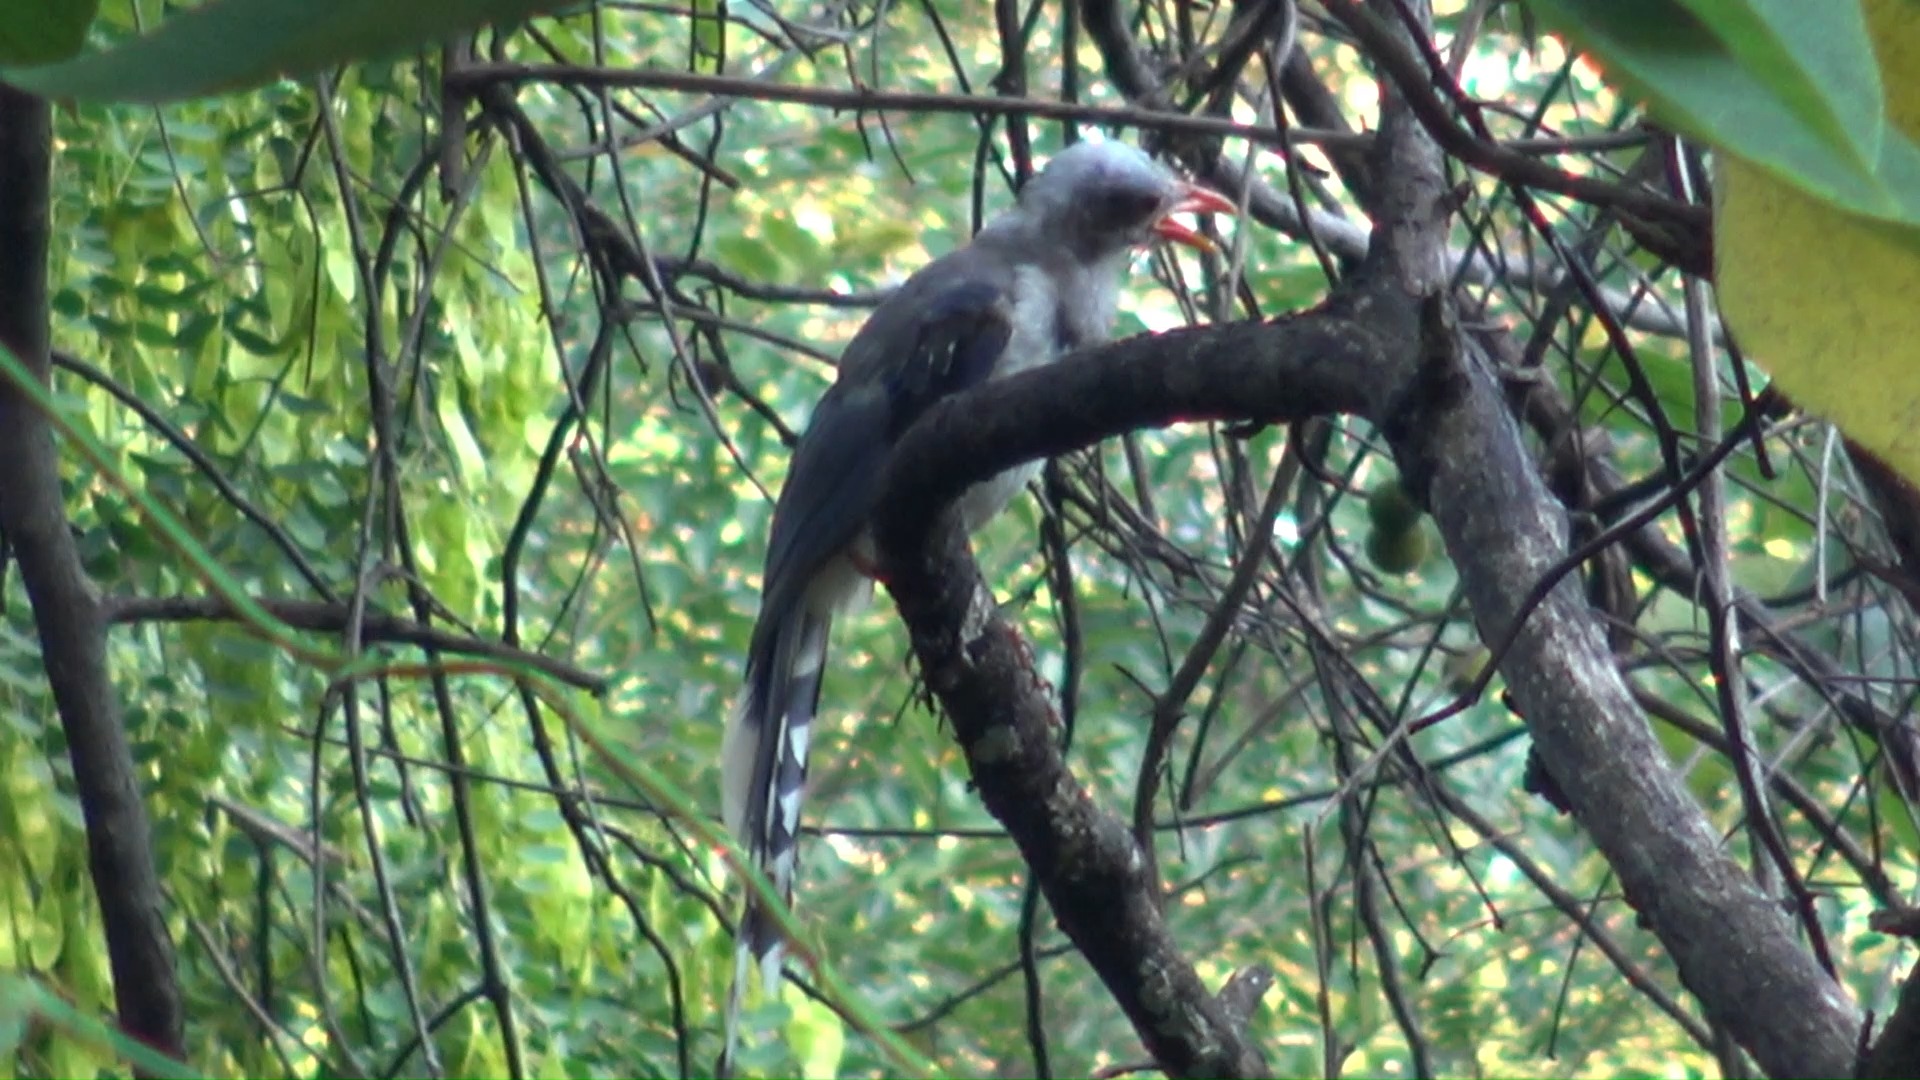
left=846, top=534, right=890, bottom=584
left=992, top=621, right=1065, bottom=739
left=847, top=547, right=887, bottom=582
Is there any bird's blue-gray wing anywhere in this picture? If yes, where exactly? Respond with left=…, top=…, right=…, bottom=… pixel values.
left=719, top=274, right=1013, bottom=1075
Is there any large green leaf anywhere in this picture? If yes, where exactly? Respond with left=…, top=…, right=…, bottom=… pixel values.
left=0, top=0, right=571, bottom=103
left=0, top=0, right=98, bottom=65
left=1675, top=0, right=1884, bottom=170
left=1715, top=0, right=1920, bottom=490
left=1530, top=0, right=1920, bottom=226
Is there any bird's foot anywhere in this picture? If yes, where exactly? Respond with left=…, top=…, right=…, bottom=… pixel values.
left=849, top=548, right=888, bottom=583
left=999, top=625, right=1061, bottom=723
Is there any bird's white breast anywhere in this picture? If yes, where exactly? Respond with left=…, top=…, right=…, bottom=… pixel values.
left=835, top=257, right=1127, bottom=577
left=999, top=265, right=1067, bottom=375
left=951, top=264, right=1086, bottom=530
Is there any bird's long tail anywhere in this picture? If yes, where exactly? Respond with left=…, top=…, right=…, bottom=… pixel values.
left=719, top=609, right=829, bottom=1077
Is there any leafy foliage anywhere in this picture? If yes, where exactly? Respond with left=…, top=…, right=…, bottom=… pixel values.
left=2, top=1, right=1917, bottom=1078
left=3, top=0, right=566, bottom=102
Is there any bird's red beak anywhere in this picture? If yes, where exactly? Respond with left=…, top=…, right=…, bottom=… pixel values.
left=1152, top=182, right=1238, bottom=253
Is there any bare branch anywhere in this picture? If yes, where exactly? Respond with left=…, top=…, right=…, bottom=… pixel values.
left=0, top=85, right=184, bottom=1060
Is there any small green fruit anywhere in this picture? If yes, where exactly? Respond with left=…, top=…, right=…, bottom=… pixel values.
left=1365, top=524, right=1428, bottom=575
left=1366, top=478, right=1422, bottom=534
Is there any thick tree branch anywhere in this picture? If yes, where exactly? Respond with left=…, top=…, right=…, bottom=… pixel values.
left=1378, top=312, right=1858, bottom=1080
left=0, top=85, right=183, bottom=1058
left=872, top=289, right=1399, bottom=1078
left=871, top=247, right=1857, bottom=1080
left=878, top=524, right=1270, bottom=1079
left=1364, top=11, right=1853, bottom=1072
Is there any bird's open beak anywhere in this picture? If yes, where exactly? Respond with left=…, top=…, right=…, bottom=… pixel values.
left=1152, top=182, right=1238, bottom=253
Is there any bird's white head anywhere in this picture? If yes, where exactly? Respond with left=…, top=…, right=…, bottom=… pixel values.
left=1008, top=140, right=1235, bottom=260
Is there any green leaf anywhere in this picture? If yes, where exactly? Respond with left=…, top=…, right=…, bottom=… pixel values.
left=787, top=991, right=848, bottom=1080
left=1531, top=0, right=1920, bottom=227
left=0, top=974, right=200, bottom=1079
left=1, top=0, right=571, bottom=104
left=1716, top=153, right=1920, bottom=500
left=0, top=0, right=98, bottom=65
left=1674, top=0, right=1884, bottom=170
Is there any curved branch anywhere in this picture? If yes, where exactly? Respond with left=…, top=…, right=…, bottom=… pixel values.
left=103, top=594, right=610, bottom=694
left=870, top=261, right=1857, bottom=1080
left=871, top=289, right=1395, bottom=1078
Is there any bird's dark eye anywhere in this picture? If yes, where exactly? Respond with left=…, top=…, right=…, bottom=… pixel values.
left=1087, top=189, right=1163, bottom=231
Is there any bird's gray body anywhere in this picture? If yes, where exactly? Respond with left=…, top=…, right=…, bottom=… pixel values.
left=719, top=140, right=1220, bottom=1073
